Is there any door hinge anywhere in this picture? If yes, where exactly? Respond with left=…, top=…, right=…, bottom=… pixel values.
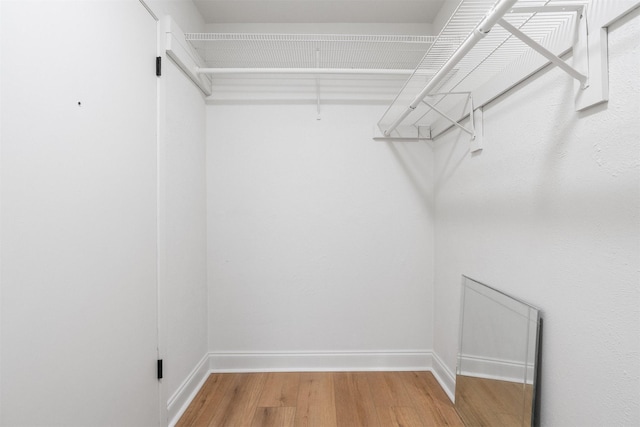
left=157, top=359, right=163, bottom=380
left=156, top=56, right=162, bottom=77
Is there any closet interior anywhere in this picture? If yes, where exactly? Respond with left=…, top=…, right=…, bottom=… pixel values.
left=1, top=0, right=638, bottom=426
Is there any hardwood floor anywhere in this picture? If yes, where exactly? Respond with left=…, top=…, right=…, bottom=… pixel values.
left=455, top=375, right=533, bottom=427
left=177, top=371, right=464, bottom=427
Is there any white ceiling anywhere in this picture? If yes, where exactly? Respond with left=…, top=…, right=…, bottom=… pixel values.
left=193, top=0, right=447, bottom=24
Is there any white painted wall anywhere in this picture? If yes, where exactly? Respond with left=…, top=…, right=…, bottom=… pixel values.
left=1, top=0, right=209, bottom=425
left=147, top=0, right=205, bottom=31
left=1, top=1, right=159, bottom=425
left=432, top=0, right=461, bottom=36
left=0, top=2, right=3, bottom=422
left=206, top=103, right=434, bottom=366
left=160, top=58, right=208, bottom=420
left=433, top=8, right=640, bottom=426
left=144, top=0, right=209, bottom=423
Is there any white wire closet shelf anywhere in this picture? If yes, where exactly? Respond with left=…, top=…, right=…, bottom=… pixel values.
left=185, top=33, right=453, bottom=74
left=378, top=0, right=586, bottom=138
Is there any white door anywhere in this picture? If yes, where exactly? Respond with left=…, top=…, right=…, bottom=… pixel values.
left=1, top=1, right=159, bottom=425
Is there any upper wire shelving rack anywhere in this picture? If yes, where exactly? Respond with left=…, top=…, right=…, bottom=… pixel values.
left=184, top=33, right=445, bottom=75
left=377, top=0, right=587, bottom=140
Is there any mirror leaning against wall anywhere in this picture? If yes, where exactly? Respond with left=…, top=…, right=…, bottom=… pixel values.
left=455, top=276, right=543, bottom=427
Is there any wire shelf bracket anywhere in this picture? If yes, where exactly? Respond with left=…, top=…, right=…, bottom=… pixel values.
left=496, top=16, right=587, bottom=88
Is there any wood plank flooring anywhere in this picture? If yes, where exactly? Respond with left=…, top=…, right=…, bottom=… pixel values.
left=177, top=371, right=464, bottom=427
left=455, top=375, right=534, bottom=427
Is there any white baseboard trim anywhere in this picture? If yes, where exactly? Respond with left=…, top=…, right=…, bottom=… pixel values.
left=431, top=351, right=456, bottom=403
left=459, top=354, right=534, bottom=384
left=208, top=350, right=433, bottom=373
left=167, top=353, right=210, bottom=427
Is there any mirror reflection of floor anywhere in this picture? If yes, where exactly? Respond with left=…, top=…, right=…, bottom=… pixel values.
left=455, top=375, right=534, bottom=427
